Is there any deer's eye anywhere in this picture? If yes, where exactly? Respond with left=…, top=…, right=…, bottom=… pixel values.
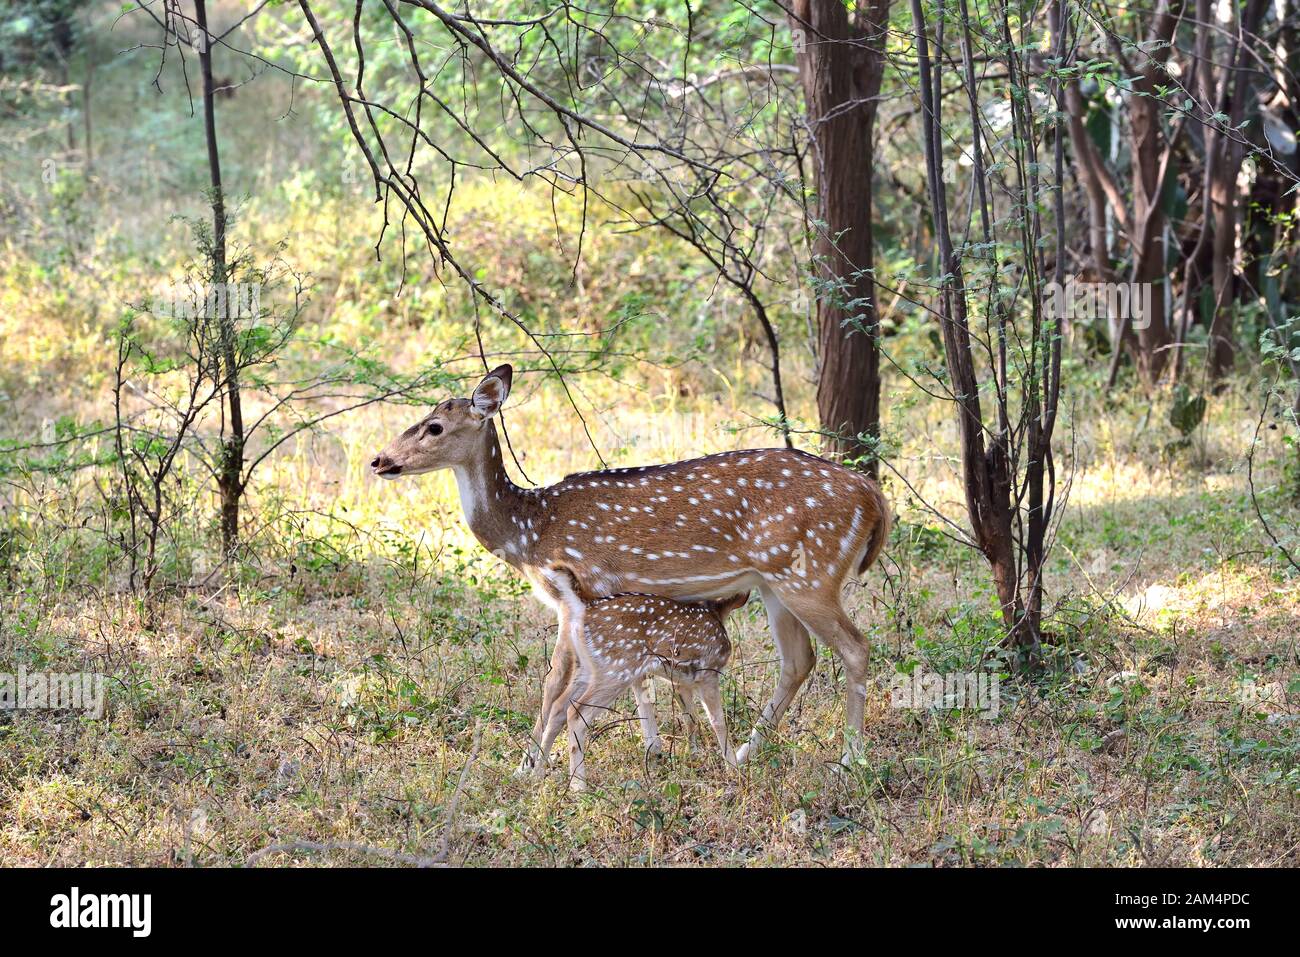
left=426, top=423, right=444, bottom=437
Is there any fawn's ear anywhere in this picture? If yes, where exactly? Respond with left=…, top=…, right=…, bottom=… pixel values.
left=471, top=364, right=513, bottom=418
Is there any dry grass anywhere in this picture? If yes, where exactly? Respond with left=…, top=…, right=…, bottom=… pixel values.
left=3, top=378, right=1299, bottom=868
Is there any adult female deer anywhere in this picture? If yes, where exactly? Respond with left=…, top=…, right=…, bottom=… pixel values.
left=371, top=365, right=891, bottom=766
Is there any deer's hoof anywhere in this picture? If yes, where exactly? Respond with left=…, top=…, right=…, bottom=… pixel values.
left=737, top=730, right=766, bottom=766
left=514, top=753, right=539, bottom=779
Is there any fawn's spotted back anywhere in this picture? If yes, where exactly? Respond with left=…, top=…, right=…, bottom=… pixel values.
left=582, top=594, right=732, bottom=684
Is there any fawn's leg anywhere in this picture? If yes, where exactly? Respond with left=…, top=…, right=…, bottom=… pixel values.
left=566, top=700, right=593, bottom=792
left=519, top=624, right=577, bottom=775
left=533, top=669, right=583, bottom=778
left=632, top=677, right=664, bottom=756
left=673, top=682, right=701, bottom=742
left=566, top=681, right=620, bottom=792
left=696, top=677, right=738, bottom=768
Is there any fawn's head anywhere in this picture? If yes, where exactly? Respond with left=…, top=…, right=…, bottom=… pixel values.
left=371, top=365, right=512, bottom=479
left=706, top=592, right=750, bottom=621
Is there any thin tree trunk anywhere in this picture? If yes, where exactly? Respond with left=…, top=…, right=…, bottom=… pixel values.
left=82, top=57, right=94, bottom=173
left=195, top=0, right=245, bottom=559
left=910, top=0, right=1021, bottom=642
left=1030, top=0, right=1069, bottom=642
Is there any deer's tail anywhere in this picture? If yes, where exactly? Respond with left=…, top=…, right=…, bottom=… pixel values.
left=857, top=478, right=893, bottom=576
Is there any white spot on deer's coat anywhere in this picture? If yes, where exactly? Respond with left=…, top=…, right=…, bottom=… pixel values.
left=840, top=506, right=863, bottom=555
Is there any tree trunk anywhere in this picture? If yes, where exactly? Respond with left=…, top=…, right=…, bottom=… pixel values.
left=1206, top=0, right=1268, bottom=380
left=82, top=57, right=94, bottom=174
left=195, top=0, right=245, bottom=559
left=1062, top=78, right=1123, bottom=283
left=1127, top=83, right=1174, bottom=380
left=789, top=0, right=890, bottom=474
left=909, top=0, right=1023, bottom=643
left=1082, top=0, right=1185, bottom=387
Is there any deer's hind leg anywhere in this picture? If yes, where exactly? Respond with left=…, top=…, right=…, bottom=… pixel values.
left=736, top=585, right=815, bottom=765
left=773, top=587, right=871, bottom=767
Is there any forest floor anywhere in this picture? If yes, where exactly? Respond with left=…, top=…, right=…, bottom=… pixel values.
left=3, top=379, right=1299, bottom=867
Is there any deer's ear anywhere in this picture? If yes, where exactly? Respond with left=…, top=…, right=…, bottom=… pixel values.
left=471, top=364, right=513, bottom=418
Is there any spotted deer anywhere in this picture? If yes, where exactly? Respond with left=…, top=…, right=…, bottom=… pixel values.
left=370, top=365, right=891, bottom=767
left=531, top=567, right=748, bottom=789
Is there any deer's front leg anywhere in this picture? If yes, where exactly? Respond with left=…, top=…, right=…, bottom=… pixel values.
left=518, top=630, right=577, bottom=776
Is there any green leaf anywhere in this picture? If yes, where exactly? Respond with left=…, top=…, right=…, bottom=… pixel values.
left=1169, top=384, right=1207, bottom=438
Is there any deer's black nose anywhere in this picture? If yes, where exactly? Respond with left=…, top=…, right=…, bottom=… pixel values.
left=371, top=455, right=401, bottom=476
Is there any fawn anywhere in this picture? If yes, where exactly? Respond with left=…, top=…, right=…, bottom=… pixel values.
left=531, top=566, right=749, bottom=790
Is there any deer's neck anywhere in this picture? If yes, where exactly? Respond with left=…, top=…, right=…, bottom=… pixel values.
left=451, top=422, right=539, bottom=565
